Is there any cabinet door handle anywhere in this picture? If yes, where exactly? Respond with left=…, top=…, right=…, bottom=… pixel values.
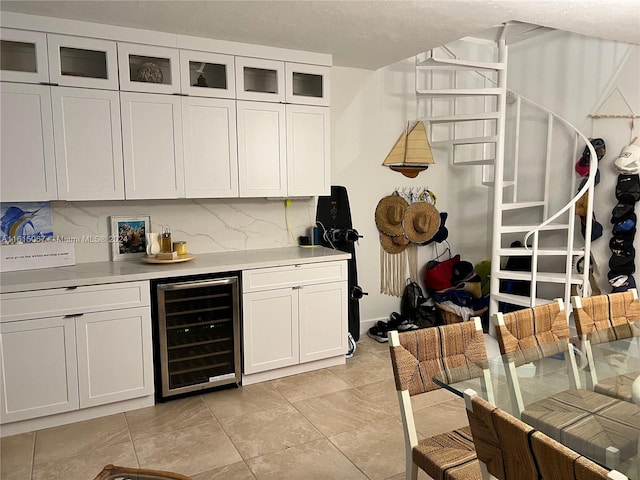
left=66, top=286, right=78, bottom=290
left=292, top=286, right=301, bottom=290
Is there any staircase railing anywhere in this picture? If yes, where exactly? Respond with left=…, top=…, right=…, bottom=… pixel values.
left=510, top=90, right=596, bottom=306
left=415, top=34, right=596, bottom=314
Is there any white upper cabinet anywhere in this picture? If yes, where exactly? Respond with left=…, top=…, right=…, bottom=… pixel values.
left=179, top=50, right=235, bottom=98
left=286, top=104, right=330, bottom=197
left=0, top=83, right=57, bottom=202
left=118, top=43, right=180, bottom=94
left=237, top=101, right=286, bottom=197
left=235, top=57, right=285, bottom=103
left=0, top=28, right=49, bottom=83
left=47, top=34, right=118, bottom=90
left=121, top=92, right=184, bottom=199
left=183, top=97, right=238, bottom=198
left=0, top=19, right=332, bottom=201
left=285, top=63, right=330, bottom=106
left=52, top=87, right=124, bottom=200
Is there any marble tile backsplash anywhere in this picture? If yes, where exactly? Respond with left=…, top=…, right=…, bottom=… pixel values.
left=52, top=197, right=316, bottom=263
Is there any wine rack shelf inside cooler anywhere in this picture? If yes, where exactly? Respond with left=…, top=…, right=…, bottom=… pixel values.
left=156, top=276, right=240, bottom=398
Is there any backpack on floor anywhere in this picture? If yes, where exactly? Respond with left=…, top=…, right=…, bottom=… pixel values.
left=400, top=281, right=437, bottom=328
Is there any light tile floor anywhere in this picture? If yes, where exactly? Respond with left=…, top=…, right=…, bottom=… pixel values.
left=1, top=335, right=464, bottom=480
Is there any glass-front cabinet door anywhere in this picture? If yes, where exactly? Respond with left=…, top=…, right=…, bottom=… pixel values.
left=235, top=57, right=285, bottom=103
left=0, top=28, right=49, bottom=83
left=285, top=63, right=330, bottom=106
left=118, top=43, right=180, bottom=94
left=47, top=34, right=118, bottom=89
left=179, top=50, right=235, bottom=98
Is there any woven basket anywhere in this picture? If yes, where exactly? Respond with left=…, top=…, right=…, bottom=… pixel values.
left=435, top=302, right=488, bottom=325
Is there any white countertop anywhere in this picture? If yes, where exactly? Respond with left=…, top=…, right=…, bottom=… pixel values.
left=0, top=246, right=351, bottom=293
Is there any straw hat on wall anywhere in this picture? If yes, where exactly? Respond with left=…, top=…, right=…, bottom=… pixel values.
left=380, top=232, right=410, bottom=254
left=375, top=195, right=409, bottom=237
left=402, top=202, right=440, bottom=243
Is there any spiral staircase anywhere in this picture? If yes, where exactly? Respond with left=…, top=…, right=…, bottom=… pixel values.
left=415, top=22, right=597, bottom=317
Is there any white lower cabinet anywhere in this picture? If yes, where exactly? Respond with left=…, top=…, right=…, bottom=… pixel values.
left=242, top=261, right=348, bottom=377
left=75, top=307, right=152, bottom=408
left=0, top=316, right=79, bottom=422
left=298, top=282, right=347, bottom=363
left=0, top=281, right=153, bottom=426
left=243, top=288, right=299, bottom=373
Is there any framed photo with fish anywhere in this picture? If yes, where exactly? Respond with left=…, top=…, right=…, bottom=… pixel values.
left=109, top=215, right=150, bottom=261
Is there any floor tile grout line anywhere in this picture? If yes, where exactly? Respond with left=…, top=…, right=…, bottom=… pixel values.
left=123, top=409, right=141, bottom=469
left=30, top=430, right=36, bottom=480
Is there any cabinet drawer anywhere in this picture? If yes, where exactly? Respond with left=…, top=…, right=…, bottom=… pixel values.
left=243, top=261, right=347, bottom=293
left=1, top=281, right=150, bottom=322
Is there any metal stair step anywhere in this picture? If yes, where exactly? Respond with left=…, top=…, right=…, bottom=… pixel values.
left=416, top=88, right=503, bottom=97
left=492, top=293, right=554, bottom=308
left=499, top=223, right=569, bottom=234
left=452, top=158, right=495, bottom=166
left=496, top=247, right=585, bottom=256
left=423, top=112, right=500, bottom=123
left=494, top=270, right=583, bottom=285
left=482, top=180, right=515, bottom=188
left=431, top=135, right=498, bottom=148
left=500, top=201, right=545, bottom=211
left=416, top=57, right=505, bottom=71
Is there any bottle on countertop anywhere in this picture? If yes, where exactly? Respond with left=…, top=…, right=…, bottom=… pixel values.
left=160, top=225, right=172, bottom=252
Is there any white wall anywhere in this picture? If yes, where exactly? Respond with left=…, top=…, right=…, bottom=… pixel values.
left=330, top=59, right=492, bottom=329
left=508, top=31, right=639, bottom=293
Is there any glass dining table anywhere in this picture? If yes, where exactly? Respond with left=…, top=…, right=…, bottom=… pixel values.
left=432, top=330, right=640, bottom=478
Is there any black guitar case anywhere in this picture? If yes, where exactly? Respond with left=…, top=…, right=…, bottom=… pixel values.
left=316, top=186, right=363, bottom=341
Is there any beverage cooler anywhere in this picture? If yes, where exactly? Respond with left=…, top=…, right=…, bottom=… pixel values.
left=152, top=274, right=241, bottom=400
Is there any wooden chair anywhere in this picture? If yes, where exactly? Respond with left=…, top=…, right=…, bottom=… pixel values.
left=464, top=388, right=629, bottom=480
left=93, top=464, right=192, bottom=480
left=530, top=431, right=629, bottom=480
left=493, top=300, right=640, bottom=470
left=571, top=289, right=640, bottom=401
left=388, top=317, right=494, bottom=480
left=463, top=388, right=538, bottom=480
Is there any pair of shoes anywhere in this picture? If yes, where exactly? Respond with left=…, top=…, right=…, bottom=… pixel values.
left=367, top=321, right=389, bottom=343
left=387, top=312, right=419, bottom=332
left=345, top=332, right=357, bottom=358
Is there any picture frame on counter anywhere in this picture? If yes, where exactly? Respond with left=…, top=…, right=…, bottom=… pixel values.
left=109, top=215, right=151, bottom=261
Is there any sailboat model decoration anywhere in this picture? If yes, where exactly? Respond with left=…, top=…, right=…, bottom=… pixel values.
left=382, top=121, right=435, bottom=178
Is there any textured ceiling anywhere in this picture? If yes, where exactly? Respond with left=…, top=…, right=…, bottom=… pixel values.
left=1, top=0, right=639, bottom=69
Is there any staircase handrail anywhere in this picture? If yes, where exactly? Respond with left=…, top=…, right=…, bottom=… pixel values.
left=512, top=90, right=597, bottom=251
